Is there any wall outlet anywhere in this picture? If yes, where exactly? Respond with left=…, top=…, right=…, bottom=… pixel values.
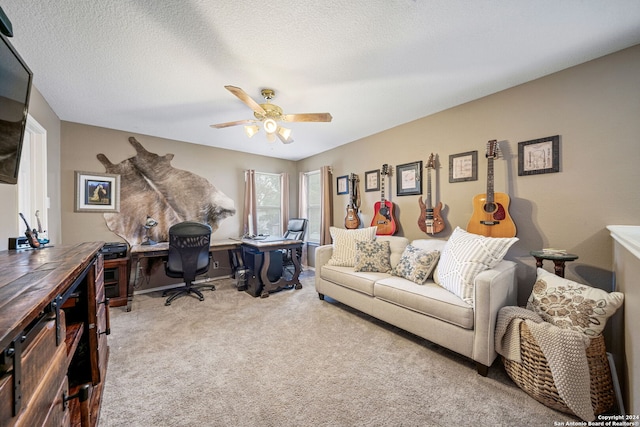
left=213, top=260, right=219, bottom=269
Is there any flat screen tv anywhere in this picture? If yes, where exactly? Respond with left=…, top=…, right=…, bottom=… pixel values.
left=0, top=34, right=33, bottom=184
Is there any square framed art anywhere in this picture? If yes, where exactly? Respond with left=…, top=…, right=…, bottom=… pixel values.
left=336, top=175, right=349, bottom=195
left=396, top=161, right=422, bottom=196
left=364, top=169, right=380, bottom=192
left=518, top=135, right=560, bottom=176
left=75, top=171, right=120, bottom=212
left=449, top=151, right=478, bottom=183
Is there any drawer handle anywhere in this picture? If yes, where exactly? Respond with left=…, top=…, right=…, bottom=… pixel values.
left=99, top=297, right=111, bottom=336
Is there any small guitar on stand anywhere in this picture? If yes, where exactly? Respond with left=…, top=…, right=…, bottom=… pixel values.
left=370, top=164, right=397, bottom=235
left=418, top=153, right=445, bottom=235
left=344, top=173, right=361, bottom=229
left=35, top=210, right=50, bottom=245
left=467, top=140, right=516, bottom=237
left=19, top=212, right=40, bottom=249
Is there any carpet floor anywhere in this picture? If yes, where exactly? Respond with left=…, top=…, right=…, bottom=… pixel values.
left=99, top=272, right=575, bottom=426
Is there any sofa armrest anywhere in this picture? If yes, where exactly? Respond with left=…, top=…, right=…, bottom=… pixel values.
left=314, top=244, right=333, bottom=289
left=472, top=260, right=518, bottom=366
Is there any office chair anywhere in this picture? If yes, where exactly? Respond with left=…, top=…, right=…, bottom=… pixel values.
left=162, top=221, right=213, bottom=306
left=282, top=218, right=307, bottom=275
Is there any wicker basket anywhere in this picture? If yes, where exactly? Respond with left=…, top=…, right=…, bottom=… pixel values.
left=502, top=322, right=614, bottom=416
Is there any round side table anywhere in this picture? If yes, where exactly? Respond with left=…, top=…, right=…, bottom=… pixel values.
left=530, top=251, right=579, bottom=278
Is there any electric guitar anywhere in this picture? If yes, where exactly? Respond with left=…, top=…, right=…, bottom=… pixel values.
left=467, top=140, right=516, bottom=237
left=418, top=153, right=445, bottom=235
left=19, top=212, right=40, bottom=249
left=35, top=210, right=50, bottom=245
left=345, top=173, right=361, bottom=229
left=371, top=164, right=397, bottom=235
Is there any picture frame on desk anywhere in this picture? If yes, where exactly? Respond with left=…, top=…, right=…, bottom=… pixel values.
left=75, top=171, right=120, bottom=212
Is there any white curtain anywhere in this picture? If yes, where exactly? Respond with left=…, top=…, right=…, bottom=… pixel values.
left=243, top=169, right=257, bottom=236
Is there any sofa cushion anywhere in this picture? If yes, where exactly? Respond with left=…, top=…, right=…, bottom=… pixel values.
left=526, top=268, right=624, bottom=337
left=327, top=226, right=377, bottom=267
left=375, top=236, right=409, bottom=268
left=320, top=265, right=390, bottom=296
left=354, top=240, right=392, bottom=273
left=436, top=227, right=518, bottom=305
left=374, top=277, right=474, bottom=329
left=392, top=245, right=440, bottom=285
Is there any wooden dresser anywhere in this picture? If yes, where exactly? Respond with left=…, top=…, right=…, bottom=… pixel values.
left=0, top=242, right=109, bottom=427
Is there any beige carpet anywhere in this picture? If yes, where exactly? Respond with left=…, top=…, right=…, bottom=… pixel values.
left=99, top=272, right=573, bottom=426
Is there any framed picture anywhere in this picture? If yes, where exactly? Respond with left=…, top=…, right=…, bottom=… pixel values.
left=449, top=151, right=478, bottom=183
left=336, top=175, right=349, bottom=195
left=364, top=169, right=380, bottom=192
left=396, top=161, right=422, bottom=196
left=75, top=171, right=121, bottom=212
left=518, top=135, right=560, bottom=176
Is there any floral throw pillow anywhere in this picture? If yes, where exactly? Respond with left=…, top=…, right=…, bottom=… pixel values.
left=354, top=240, right=392, bottom=273
left=392, top=244, right=440, bottom=285
left=526, top=268, right=624, bottom=337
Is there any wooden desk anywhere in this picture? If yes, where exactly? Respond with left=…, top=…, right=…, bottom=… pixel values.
left=240, top=237, right=303, bottom=298
left=127, top=239, right=241, bottom=311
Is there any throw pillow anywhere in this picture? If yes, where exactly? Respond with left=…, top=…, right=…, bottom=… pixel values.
left=354, top=240, right=392, bottom=273
left=437, top=227, right=518, bottom=305
left=327, top=226, right=377, bottom=267
left=526, top=268, right=624, bottom=337
left=392, top=244, right=440, bottom=285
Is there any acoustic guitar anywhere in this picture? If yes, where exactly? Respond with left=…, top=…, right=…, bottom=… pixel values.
left=345, top=173, right=361, bottom=229
left=371, top=164, right=397, bottom=235
left=418, top=153, right=445, bottom=235
left=467, top=140, right=516, bottom=237
left=19, top=212, right=40, bottom=249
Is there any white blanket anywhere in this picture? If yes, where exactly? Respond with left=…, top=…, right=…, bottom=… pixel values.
left=495, top=306, right=594, bottom=421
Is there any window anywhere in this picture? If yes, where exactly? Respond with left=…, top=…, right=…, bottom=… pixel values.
left=17, top=115, right=48, bottom=239
left=255, top=172, right=282, bottom=236
left=303, top=170, right=321, bottom=244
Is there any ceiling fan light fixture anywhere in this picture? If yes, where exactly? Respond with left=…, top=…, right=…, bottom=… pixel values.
left=244, top=124, right=260, bottom=138
left=266, top=132, right=276, bottom=143
left=263, top=118, right=278, bottom=134
left=277, top=126, right=293, bottom=143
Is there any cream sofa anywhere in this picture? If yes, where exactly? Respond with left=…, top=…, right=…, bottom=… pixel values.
left=314, top=235, right=517, bottom=375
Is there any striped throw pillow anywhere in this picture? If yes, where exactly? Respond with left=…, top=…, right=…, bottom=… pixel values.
left=328, top=226, right=377, bottom=267
left=437, top=227, right=517, bottom=305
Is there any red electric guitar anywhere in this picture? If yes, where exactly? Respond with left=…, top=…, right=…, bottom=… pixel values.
left=371, top=164, right=397, bottom=235
left=467, top=140, right=516, bottom=237
left=418, top=153, right=445, bottom=235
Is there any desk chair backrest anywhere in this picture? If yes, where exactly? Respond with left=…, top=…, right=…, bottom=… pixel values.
left=166, top=221, right=212, bottom=284
left=283, top=218, right=307, bottom=242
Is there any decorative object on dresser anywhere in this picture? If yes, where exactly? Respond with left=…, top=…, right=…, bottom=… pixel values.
left=370, top=164, right=397, bottom=235
left=344, top=173, right=361, bottom=229
left=418, top=153, right=445, bottom=235
left=466, top=140, right=516, bottom=238
left=0, top=242, right=109, bottom=427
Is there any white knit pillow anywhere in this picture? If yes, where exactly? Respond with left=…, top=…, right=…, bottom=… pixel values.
left=437, top=227, right=518, bottom=305
left=328, top=226, right=377, bottom=267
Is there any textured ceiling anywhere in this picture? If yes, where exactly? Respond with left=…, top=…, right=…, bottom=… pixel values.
left=3, top=1, right=640, bottom=161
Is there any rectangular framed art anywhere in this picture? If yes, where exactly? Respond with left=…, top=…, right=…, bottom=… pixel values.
left=364, top=169, right=380, bottom=192
left=336, top=175, right=349, bottom=195
left=396, top=161, right=422, bottom=196
left=75, top=171, right=121, bottom=212
left=449, top=151, right=478, bottom=183
left=518, top=135, right=560, bottom=176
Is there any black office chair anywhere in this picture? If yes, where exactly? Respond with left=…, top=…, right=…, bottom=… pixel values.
left=162, top=221, right=213, bottom=306
left=282, top=218, right=307, bottom=275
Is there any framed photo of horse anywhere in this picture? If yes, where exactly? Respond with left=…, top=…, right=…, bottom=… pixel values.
left=75, top=171, right=121, bottom=212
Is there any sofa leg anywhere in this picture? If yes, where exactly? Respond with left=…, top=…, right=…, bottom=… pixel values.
left=476, top=362, right=489, bottom=377
left=318, top=293, right=325, bottom=300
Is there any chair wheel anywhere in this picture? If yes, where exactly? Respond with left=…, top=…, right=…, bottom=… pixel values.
left=199, top=296, right=204, bottom=301
left=165, top=301, right=171, bottom=306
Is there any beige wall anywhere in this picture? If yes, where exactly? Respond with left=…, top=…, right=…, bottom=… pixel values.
left=299, top=44, right=640, bottom=303
left=0, top=86, right=61, bottom=250
left=60, top=123, right=298, bottom=245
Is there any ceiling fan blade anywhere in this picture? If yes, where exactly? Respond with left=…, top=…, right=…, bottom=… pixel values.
left=283, top=113, right=333, bottom=123
left=210, top=119, right=254, bottom=129
left=225, top=85, right=266, bottom=115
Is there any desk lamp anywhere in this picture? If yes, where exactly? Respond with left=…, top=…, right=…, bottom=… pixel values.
left=142, top=216, right=158, bottom=245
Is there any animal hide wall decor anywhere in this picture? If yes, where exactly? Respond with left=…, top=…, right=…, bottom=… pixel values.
left=98, top=137, right=236, bottom=246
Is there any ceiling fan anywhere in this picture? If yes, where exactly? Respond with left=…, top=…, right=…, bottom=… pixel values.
left=210, top=86, right=333, bottom=144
